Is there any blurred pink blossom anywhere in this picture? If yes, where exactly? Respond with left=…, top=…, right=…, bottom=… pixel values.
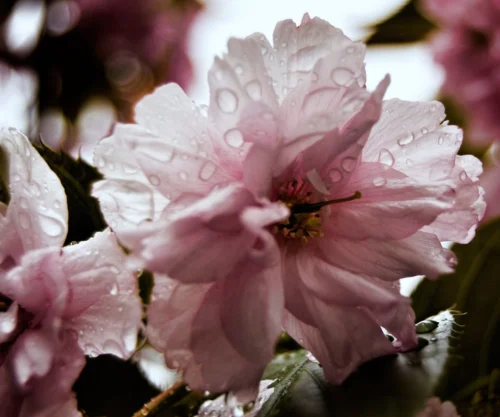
left=0, top=130, right=142, bottom=416
left=417, top=397, right=460, bottom=417
left=424, top=0, right=500, bottom=142
left=93, top=15, right=485, bottom=400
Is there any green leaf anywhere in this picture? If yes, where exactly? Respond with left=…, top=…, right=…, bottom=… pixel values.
left=256, top=311, right=457, bottom=417
left=411, top=219, right=500, bottom=398
left=365, top=1, right=435, bottom=45
left=34, top=143, right=106, bottom=244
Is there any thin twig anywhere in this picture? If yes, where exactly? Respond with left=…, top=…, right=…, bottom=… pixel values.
left=132, top=381, right=185, bottom=417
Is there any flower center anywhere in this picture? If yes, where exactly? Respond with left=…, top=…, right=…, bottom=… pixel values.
left=272, top=179, right=361, bottom=243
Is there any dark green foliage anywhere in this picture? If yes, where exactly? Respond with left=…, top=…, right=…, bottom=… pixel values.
left=365, top=1, right=435, bottom=44
left=411, top=219, right=500, bottom=400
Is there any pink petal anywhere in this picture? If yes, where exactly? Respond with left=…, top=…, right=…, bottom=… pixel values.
left=136, top=185, right=288, bottom=283
left=326, top=162, right=454, bottom=240
left=317, top=231, right=456, bottom=281
left=134, top=84, right=234, bottom=197
left=61, top=229, right=142, bottom=359
left=0, top=249, right=68, bottom=315
left=1, top=130, right=68, bottom=252
left=147, top=263, right=283, bottom=402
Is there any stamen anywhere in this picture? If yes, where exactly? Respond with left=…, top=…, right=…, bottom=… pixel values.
left=292, top=191, right=362, bottom=214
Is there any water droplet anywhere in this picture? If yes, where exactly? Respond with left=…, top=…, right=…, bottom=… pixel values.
left=96, top=157, right=105, bottom=168
left=260, top=45, right=268, bottom=55
left=110, top=266, right=120, bottom=274
left=148, top=175, right=161, bottom=186
left=199, top=162, right=217, bottom=181
left=421, top=127, right=429, bottom=134
left=179, top=172, right=188, bottom=181
left=282, top=86, right=288, bottom=95
left=216, top=89, right=238, bottom=114
left=19, top=198, right=28, bottom=209
left=378, top=148, right=395, bottom=166
left=406, top=159, right=413, bottom=167
left=341, top=156, right=356, bottom=172
left=281, top=41, right=287, bottom=48
left=396, top=131, right=414, bottom=146
left=460, top=171, right=468, bottom=181
left=438, top=136, right=444, bottom=145
left=373, top=177, right=386, bottom=187
left=53, top=200, right=61, bottom=209
left=39, top=214, right=64, bottom=237
left=123, top=164, right=138, bottom=175
left=331, top=68, right=354, bottom=86
left=109, top=283, right=118, bottom=295
left=224, top=129, right=244, bottom=148
left=245, top=80, right=262, bottom=101
left=430, top=337, right=437, bottom=342
left=234, top=64, right=244, bottom=75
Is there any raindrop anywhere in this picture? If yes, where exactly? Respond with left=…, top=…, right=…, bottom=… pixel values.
left=331, top=68, right=354, bottom=86
left=179, top=172, right=188, bottom=181
left=39, top=214, right=64, bottom=237
left=234, top=64, right=244, bottom=75
left=53, top=200, right=61, bottom=208
left=109, top=283, right=118, bottom=295
left=373, top=177, right=386, bottom=187
left=438, top=136, right=444, bottom=145
left=123, top=164, right=138, bottom=175
left=199, top=162, right=217, bottom=181
left=378, top=148, right=395, bottom=166
left=396, top=131, right=414, bottom=146
left=245, top=80, right=262, bottom=101
left=341, top=156, right=356, bottom=172
left=224, top=129, right=244, bottom=148
left=281, top=41, right=287, bottom=48
left=460, top=171, right=468, bottom=181
left=148, top=175, right=161, bottom=186
left=421, top=127, right=429, bottom=134
left=216, top=89, right=238, bottom=114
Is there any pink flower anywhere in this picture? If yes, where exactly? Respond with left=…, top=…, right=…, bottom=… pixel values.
left=93, top=15, right=484, bottom=400
left=0, top=129, right=142, bottom=416
left=417, top=397, right=460, bottom=417
left=424, top=0, right=500, bottom=142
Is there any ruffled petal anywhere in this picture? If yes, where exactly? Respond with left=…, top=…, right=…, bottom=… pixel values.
left=326, top=162, right=454, bottom=240
left=0, top=129, right=68, bottom=254
left=134, top=184, right=288, bottom=283
left=147, top=266, right=283, bottom=402
left=317, top=231, right=456, bottom=281
left=61, top=229, right=142, bottom=359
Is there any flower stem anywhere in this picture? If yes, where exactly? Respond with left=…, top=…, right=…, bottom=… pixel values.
left=132, top=381, right=185, bottom=417
left=292, top=191, right=362, bottom=213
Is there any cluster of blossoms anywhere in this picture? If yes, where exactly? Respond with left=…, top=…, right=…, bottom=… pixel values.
left=423, top=0, right=500, bottom=143
left=0, top=14, right=484, bottom=416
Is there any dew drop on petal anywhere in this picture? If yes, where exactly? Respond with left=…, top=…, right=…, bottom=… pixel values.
left=199, top=161, right=217, bottom=181
left=406, top=159, right=413, bottom=167
left=216, top=89, right=238, bottom=114
left=373, top=177, right=386, bottom=187
left=148, top=175, right=161, bottom=186
left=234, top=64, right=244, bottom=75
left=460, top=171, right=468, bottom=181
left=331, top=68, right=354, bottom=86
left=109, top=283, right=118, bottom=295
left=329, top=169, right=343, bottom=183
left=438, top=136, right=444, bottom=145
left=378, top=148, right=395, bottom=166
left=341, top=156, right=356, bottom=172
left=260, top=45, right=268, bottom=55
left=179, top=172, right=188, bottom=181
left=53, top=200, right=61, bottom=208
left=245, top=80, right=262, bottom=101
left=19, top=198, right=28, bottom=209
left=39, top=214, right=64, bottom=237
left=421, top=127, right=428, bottom=134
left=396, top=131, right=414, bottom=146
left=224, top=129, right=244, bottom=148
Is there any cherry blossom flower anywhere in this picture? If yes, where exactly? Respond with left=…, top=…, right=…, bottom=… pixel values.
left=93, top=15, right=485, bottom=400
left=424, top=0, right=500, bottom=142
left=0, top=129, right=142, bottom=417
